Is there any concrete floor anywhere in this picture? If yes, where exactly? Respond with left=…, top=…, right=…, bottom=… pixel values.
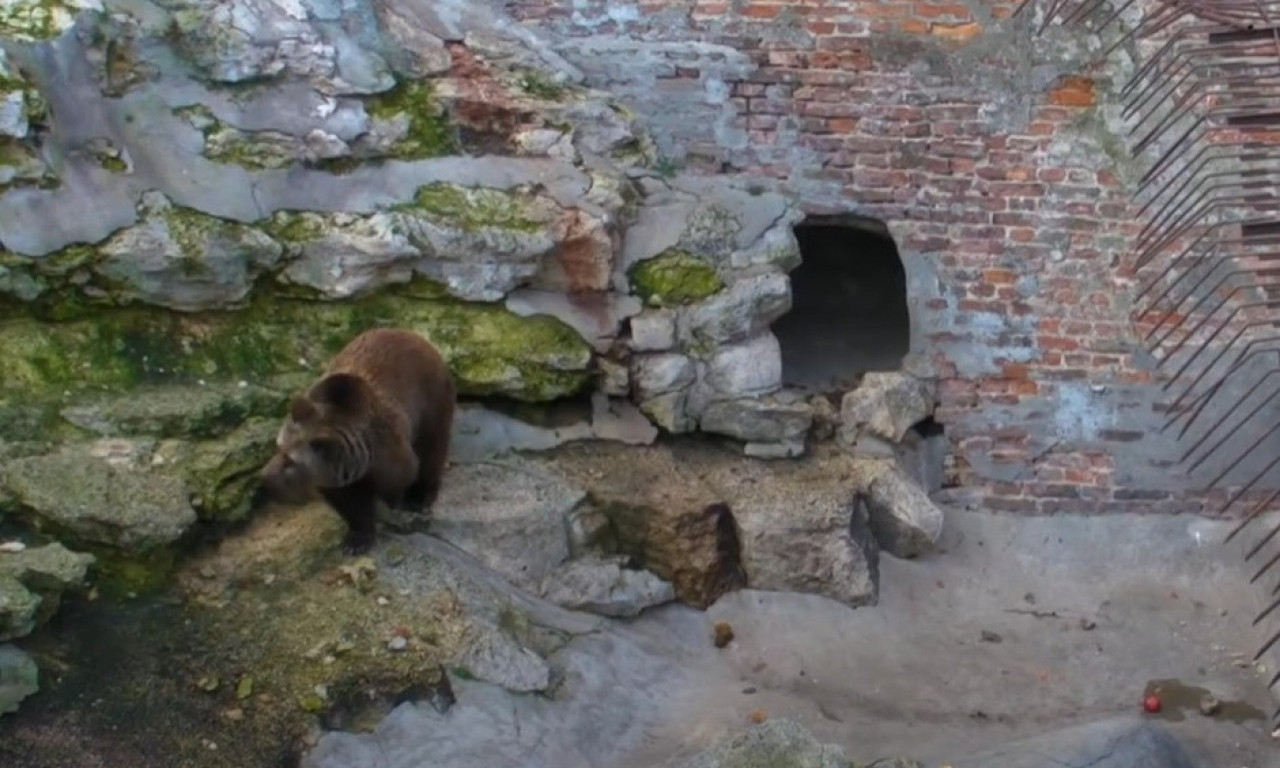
left=306, top=508, right=1280, bottom=768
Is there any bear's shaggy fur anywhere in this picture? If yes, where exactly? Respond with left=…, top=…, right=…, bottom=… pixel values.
left=257, top=328, right=456, bottom=554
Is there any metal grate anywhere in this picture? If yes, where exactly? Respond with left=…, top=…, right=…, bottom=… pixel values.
left=1016, top=0, right=1280, bottom=723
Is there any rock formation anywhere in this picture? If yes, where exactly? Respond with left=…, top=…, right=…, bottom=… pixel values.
left=0, top=0, right=956, bottom=755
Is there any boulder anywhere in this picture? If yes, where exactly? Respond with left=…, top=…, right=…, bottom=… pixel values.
left=700, top=394, right=813, bottom=445
left=454, top=628, right=552, bottom=694
left=706, top=332, right=783, bottom=397
left=682, top=273, right=791, bottom=346
left=554, top=446, right=745, bottom=609
left=93, top=195, right=285, bottom=312
left=633, top=353, right=696, bottom=398
left=0, top=542, right=96, bottom=641
left=732, top=473, right=879, bottom=608
left=154, top=419, right=281, bottom=523
left=0, top=644, right=38, bottom=718
left=638, top=391, right=697, bottom=434
left=864, top=464, right=944, bottom=559
left=665, top=719, right=854, bottom=768
left=838, top=372, right=937, bottom=445
left=629, top=309, right=678, bottom=352
left=538, top=555, right=676, bottom=618
left=0, top=446, right=197, bottom=553
left=59, top=381, right=291, bottom=440
left=427, top=459, right=586, bottom=592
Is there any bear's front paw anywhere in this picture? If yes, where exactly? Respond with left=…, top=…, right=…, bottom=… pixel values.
left=341, top=530, right=375, bottom=556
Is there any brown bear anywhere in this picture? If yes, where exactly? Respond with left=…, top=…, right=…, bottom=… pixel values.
left=256, top=328, right=456, bottom=555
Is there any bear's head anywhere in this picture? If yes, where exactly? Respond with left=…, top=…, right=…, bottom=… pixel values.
left=256, top=373, right=372, bottom=505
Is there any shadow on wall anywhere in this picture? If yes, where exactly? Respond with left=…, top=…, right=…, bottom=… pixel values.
left=773, top=216, right=911, bottom=393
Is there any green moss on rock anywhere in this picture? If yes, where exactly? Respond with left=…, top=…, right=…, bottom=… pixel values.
left=0, top=0, right=96, bottom=43
left=398, top=183, right=542, bottom=233
left=366, top=79, right=458, bottom=160
left=0, top=280, right=593, bottom=414
left=627, top=249, right=724, bottom=306
left=0, top=139, right=58, bottom=194
left=514, top=69, right=568, bottom=101
left=156, top=418, right=280, bottom=523
left=59, top=381, right=290, bottom=440
left=259, top=211, right=328, bottom=244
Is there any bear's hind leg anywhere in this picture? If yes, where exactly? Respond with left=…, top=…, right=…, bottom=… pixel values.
left=320, top=479, right=380, bottom=555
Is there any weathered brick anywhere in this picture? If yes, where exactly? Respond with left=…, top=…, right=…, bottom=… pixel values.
left=521, top=0, right=1250, bottom=514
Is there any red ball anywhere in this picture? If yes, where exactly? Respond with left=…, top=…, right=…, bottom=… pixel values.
left=1142, top=695, right=1162, bottom=714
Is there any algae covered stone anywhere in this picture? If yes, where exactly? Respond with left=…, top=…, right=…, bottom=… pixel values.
left=0, top=445, right=197, bottom=552
left=0, top=48, right=45, bottom=139
left=0, top=280, right=595, bottom=411
left=0, top=644, right=38, bottom=717
left=364, top=79, right=457, bottom=160
left=0, top=0, right=101, bottom=42
left=156, top=418, right=280, bottom=523
left=0, top=542, right=95, bottom=641
left=94, top=200, right=285, bottom=312
left=628, top=249, right=724, bottom=307
left=60, top=381, right=290, bottom=440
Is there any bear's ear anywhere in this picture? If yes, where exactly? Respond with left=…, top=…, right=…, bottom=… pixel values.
left=312, top=373, right=366, bottom=413
left=288, top=395, right=317, bottom=422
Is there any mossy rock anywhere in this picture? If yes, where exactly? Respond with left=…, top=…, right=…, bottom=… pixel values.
left=0, top=0, right=97, bottom=43
left=155, top=418, right=280, bottom=523
left=627, top=249, right=724, bottom=307
left=395, top=182, right=546, bottom=233
left=59, top=381, right=292, bottom=441
left=0, top=542, right=95, bottom=641
left=0, top=446, right=197, bottom=554
left=0, top=280, right=594, bottom=412
left=365, top=79, right=458, bottom=160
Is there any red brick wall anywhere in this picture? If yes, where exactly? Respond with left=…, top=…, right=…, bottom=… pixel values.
left=507, top=0, right=1278, bottom=516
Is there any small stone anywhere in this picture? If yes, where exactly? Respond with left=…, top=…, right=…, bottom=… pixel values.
left=837, top=372, right=937, bottom=445
left=0, top=644, right=39, bottom=717
left=598, top=359, right=630, bottom=397
left=809, top=395, right=839, bottom=443
left=743, top=440, right=806, bottom=460
left=707, top=332, right=783, bottom=397
left=632, top=353, right=695, bottom=398
left=629, top=310, right=677, bottom=352
left=375, top=596, right=390, bottom=607
left=684, top=273, right=792, bottom=346
left=700, top=395, right=813, bottom=444
left=863, top=465, right=944, bottom=559
left=748, top=709, right=768, bottom=724
left=387, top=636, right=408, bottom=652
left=713, top=621, right=735, bottom=649
left=196, top=675, right=220, bottom=692
left=1198, top=693, right=1220, bottom=716
left=222, top=707, right=244, bottom=722
left=0, top=543, right=25, bottom=554
left=538, top=555, right=676, bottom=618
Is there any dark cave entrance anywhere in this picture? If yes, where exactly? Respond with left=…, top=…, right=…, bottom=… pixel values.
left=773, top=215, right=911, bottom=392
